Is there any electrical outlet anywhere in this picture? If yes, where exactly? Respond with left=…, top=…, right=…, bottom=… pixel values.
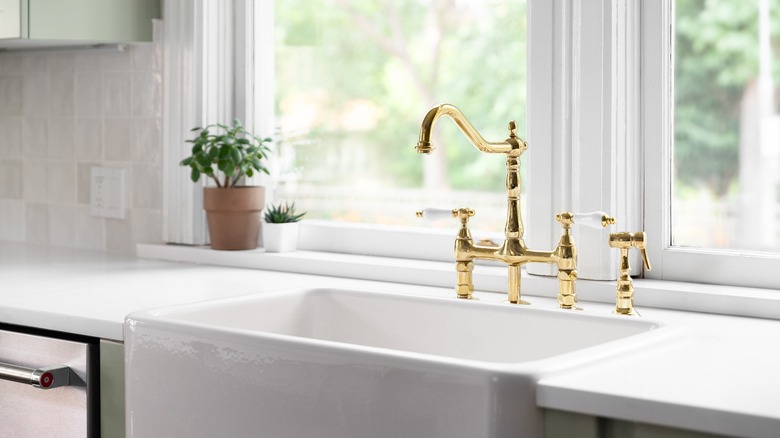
left=90, top=167, right=125, bottom=219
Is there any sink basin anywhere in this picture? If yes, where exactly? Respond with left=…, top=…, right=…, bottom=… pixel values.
left=125, top=288, right=668, bottom=437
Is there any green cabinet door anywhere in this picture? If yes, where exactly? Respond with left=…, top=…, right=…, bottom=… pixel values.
left=29, top=0, right=158, bottom=42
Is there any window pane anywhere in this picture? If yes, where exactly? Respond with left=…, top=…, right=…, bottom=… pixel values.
left=274, top=0, right=526, bottom=232
left=673, top=0, right=780, bottom=252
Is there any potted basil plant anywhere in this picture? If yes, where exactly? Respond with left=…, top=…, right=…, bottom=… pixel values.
left=180, top=119, right=271, bottom=250
left=263, top=202, right=306, bottom=252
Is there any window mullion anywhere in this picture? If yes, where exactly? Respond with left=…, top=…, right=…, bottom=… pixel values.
left=162, top=0, right=236, bottom=245
left=528, top=0, right=642, bottom=281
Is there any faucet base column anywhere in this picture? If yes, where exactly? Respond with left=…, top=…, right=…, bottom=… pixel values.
left=557, top=269, right=580, bottom=310
left=506, top=265, right=530, bottom=305
left=455, top=260, right=475, bottom=299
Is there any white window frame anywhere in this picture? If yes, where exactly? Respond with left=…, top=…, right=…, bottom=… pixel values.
left=161, top=0, right=777, bottom=290
left=642, top=0, right=780, bottom=290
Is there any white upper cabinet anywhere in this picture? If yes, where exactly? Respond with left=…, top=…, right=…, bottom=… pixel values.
left=0, top=0, right=159, bottom=48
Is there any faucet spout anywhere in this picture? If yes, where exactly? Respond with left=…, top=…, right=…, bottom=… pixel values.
left=415, top=104, right=527, bottom=156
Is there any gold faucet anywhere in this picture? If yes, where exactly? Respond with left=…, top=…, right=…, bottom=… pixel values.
left=415, top=104, right=614, bottom=308
left=608, top=231, right=651, bottom=316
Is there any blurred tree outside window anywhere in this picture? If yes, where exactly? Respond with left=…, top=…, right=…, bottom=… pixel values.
left=274, top=0, right=526, bottom=232
left=673, top=0, right=780, bottom=252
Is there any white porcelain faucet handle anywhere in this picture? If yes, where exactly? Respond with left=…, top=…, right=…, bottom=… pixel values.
left=415, top=208, right=457, bottom=220
left=573, top=211, right=616, bottom=228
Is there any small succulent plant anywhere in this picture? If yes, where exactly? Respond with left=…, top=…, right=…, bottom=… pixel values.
left=264, top=202, right=306, bottom=223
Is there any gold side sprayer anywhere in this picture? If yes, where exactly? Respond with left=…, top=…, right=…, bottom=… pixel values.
left=608, top=231, right=652, bottom=316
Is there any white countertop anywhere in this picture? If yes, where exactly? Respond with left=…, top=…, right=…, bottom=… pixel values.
left=0, top=242, right=437, bottom=340
left=2, top=242, right=779, bottom=437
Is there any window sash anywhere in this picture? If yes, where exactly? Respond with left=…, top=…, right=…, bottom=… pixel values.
left=161, top=0, right=780, bottom=290
left=642, top=0, right=780, bottom=290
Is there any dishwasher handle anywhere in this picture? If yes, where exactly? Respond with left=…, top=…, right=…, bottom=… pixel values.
left=0, top=362, right=71, bottom=389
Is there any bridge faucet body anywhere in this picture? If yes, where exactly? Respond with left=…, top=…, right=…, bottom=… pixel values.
left=416, top=104, right=613, bottom=307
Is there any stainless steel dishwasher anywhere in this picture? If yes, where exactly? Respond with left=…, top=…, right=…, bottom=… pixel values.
left=0, top=325, right=98, bottom=437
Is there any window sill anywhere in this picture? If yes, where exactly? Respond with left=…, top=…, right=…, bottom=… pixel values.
left=137, top=243, right=780, bottom=321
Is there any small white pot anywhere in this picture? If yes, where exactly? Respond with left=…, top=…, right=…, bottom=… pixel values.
left=262, top=222, right=300, bottom=252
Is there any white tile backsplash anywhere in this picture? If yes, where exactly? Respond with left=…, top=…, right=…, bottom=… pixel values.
left=48, top=203, right=76, bottom=248
left=22, top=160, right=47, bottom=201
left=0, top=42, right=164, bottom=253
left=74, top=52, right=101, bottom=72
left=75, top=118, right=103, bottom=161
left=0, top=117, right=23, bottom=158
left=24, top=203, right=49, bottom=245
left=23, top=73, right=49, bottom=116
left=105, top=215, right=134, bottom=253
left=22, top=54, right=48, bottom=73
left=75, top=72, right=102, bottom=117
left=75, top=205, right=104, bottom=250
left=103, top=118, right=133, bottom=161
left=0, top=75, right=23, bottom=115
left=47, top=53, right=75, bottom=73
left=131, top=72, right=161, bottom=117
left=0, top=54, right=24, bottom=74
left=101, top=50, right=132, bottom=72
left=132, top=117, right=161, bottom=163
left=132, top=164, right=161, bottom=209
left=49, top=74, right=75, bottom=116
left=76, top=162, right=97, bottom=204
left=47, top=117, right=75, bottom=160
left=0, top=161, right=22, bottom=199
left=102, top=72, right=132, bottom=117
left=0, top=199, right=24, bottom=242
left=23, top=118, right=48, bottom=159
left=46, top=161, right=76, bottom=203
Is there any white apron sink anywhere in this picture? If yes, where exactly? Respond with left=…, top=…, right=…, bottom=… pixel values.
left=125, top=288, right=669, bottom=437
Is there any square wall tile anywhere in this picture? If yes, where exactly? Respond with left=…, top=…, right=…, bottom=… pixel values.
left=23, top=160, right=47, bottom=201
left=132, top=43, right=162, bottom=72
left=75, top=118, right=102, bottom=161
left=105, top=215, right=134, bottom=253
left=75, top=72, right=102, bottom=117
left=131, top=208, right=162, bottom=245
left=0, top=199, right=24, bottom=242
left=132, top=164, right=161, bottom=209
left=48, top=203, right=76, bottom=248
left=47, top=161, right=76, bottom=203
left=0, top=75, right=23, bottom=115
left=47, top=53, right=75, bottom=73
left=75, top=53, right=101, bottom=72
left=49, top=74, right=75, bottom=116
left=0, top=117, right=23, bottom=158
left=0, top=161, right=22, bottom=199
left=22, top=54, right=48, bottom=73
left=23, top=118, right=48, bottom=159
left=49, top=204, right=76, bottom=248
left=0, top=54, right=24, bottom=74
left=132, top=118, right=162, bottom=163
left=101, top=50, right=132, bottom=72
left=102, top=73, right=131, bottom=117
left=47, top=118, right=75, bottom=160
left=103, top=118, right=133, bottom=161
left=77, top=162, right=98, bottom=204
left=131, top=72, right=161, bottom=118
left=23, top=73, right=49, bottom=116
left=75, top=205, right=105, bottom=250
left=25, top=203, right=49, bottom=245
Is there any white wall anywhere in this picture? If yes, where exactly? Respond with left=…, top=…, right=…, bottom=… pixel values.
left=0, top=40, right=163, bottom=253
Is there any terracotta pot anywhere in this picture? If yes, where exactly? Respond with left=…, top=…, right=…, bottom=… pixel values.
left=203, top=186, right=265, bottom=250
